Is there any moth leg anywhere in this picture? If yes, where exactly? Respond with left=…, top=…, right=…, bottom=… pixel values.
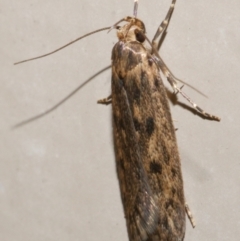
left=152, top=0, right=176, bottom=50
left=149, top=0, right=220, bottom=121
left=151, top=54, right=220, bottom=121
left=168, top=74, right=220, bottom=120
left=174, top=83, right=220, bottom=120
left=185, top=203, right=196, bottom=228
left=97, top=95, right=112, bottom=105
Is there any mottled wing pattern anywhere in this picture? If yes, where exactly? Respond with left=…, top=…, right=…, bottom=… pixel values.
left=111, top=40, right=186, bottom=241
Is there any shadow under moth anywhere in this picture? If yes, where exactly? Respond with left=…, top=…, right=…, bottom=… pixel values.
left=14, top=0, right=220, bottom=240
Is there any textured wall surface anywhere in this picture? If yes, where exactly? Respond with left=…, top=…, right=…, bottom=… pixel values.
left=1, top=1, right=239, bottom=241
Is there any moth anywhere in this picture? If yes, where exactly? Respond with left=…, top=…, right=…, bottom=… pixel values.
left=15, top=0, right=220, bottom=240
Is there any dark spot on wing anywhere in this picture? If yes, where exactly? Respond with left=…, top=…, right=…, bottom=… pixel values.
left=130, top=42, right=142, bottom=52
left=162, top=144, right=170, bottom=165
left=112, top=42, right=124, bottom=61
left=165, top=199, right=174, bottom=209
left=113, top=114, right=124, bottom=130
left=154, top=77, right=160, bottom=88
left=146, top=117, right=154, bottom=136
left=171, top=187, right=176, bottom=196
left=126, top=43, right=142, bottom=70
left=171, top=167, right=178, bottom=177
left=133, top=118, right=141, bottom=132
left=163, top=216, right=169, bottom=229
left=140, top=70, right=148, bottom=86
left=128, top=50, right=135, bottom=65
left=119, top=158, right=125, bottom=170
left=118, top=78, right=124, bottom=87
left=119, top=118, right=124, bottom=130
left=113, top=114, right=118, bottom=125
left=118, top=70, right=124, bottom=80
left=150, top=161, right=162, bottom=174
left=132, top=82, right=141, bottom=103
left=158, top=182, right=163, bottom=192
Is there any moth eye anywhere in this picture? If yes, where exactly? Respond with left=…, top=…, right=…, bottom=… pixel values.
left=134, top=29, right=145, bottom=43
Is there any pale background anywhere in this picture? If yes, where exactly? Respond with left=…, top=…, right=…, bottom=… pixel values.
left=1, top=0, right=240, bottom=240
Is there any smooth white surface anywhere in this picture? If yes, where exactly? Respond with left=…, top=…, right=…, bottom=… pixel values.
left=1, top=0, right=240, bottom=240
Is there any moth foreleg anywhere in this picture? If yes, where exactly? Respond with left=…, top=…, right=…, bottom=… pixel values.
left=152, top=55, right=220, bottom=121
left=97, top=95, right=112, bottom=105
left=169, top=77, right=220, bottom=121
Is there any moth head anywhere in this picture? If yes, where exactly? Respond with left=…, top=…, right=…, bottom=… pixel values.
left=117, top=17, right=146, bottom=43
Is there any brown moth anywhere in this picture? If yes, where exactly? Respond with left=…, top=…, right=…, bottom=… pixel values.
left=110, top=16, right=186, bottom=240
left=101, top=7, right=187, bottom=241
left=14, top=0, right=220, bottom=240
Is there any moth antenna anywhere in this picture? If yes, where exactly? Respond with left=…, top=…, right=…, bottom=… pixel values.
left=133, top=0, right=138, bottom=17
left=107, top=18, right=125, bottom=33
left=12, top=65, right=111, bottom=129
left=173, top=78, right=208, bottom=98
left=14, top=27, right=111, bottom=65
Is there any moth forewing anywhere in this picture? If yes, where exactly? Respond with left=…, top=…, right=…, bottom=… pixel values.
left=111, top=17, right=186, bottom=240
